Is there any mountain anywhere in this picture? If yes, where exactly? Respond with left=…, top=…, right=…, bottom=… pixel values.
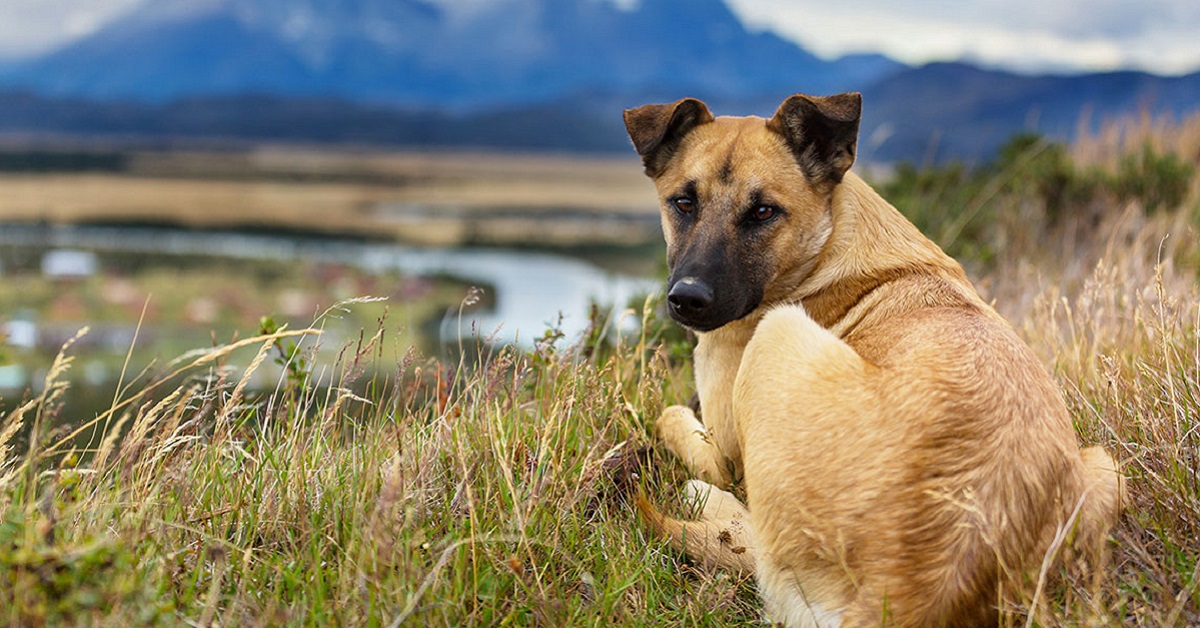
left=861, top=63, right=1200, bottom=162
left=3, top=0, right=447, bottom=104
left=0, top=0, right=903, bottom=108
left=1, top=0, right=1198, bottom=162
left=0, top=90, right=635, bottom=152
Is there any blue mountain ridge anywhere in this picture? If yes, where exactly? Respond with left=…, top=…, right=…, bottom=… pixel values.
left=0, top=0, right=901, bottom=107
left=0, top=0, right=1197, bottom=162
left=861, top=62, right=1200, bottom=161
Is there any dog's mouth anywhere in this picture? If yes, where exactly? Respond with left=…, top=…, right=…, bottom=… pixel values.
left=666, top=276, right=760, bottom=332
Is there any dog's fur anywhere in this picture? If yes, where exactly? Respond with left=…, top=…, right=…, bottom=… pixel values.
left=624, top=93, right=1123, bottom=626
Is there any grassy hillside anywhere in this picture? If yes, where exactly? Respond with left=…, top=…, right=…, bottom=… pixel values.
left=2, top=116, right=1199, bottom=625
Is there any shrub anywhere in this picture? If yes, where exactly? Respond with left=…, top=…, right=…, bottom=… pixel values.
left=880, top=132, right=1197, bottom=270
left=1112, top=143, right=1194, bottom=213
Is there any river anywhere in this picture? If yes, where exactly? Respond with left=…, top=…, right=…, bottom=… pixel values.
left=0, top=224, right=661, bottom=350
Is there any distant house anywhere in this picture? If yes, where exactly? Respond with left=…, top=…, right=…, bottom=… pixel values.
left=3, top=319, right=37, bottom=349
left=0, top=364, right=27, bottom=390
left=41, top=249, right=97, bottom=279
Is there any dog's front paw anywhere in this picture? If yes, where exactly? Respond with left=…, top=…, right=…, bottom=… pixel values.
left=681, top=478, right=719, bottom=517
left=655, top=404, right=708, bottom=467
left=655, top=405, right=734, bottom=488
left=656, top=404, right=705, bottom=444
left=683, top=479, right=750, bottom=522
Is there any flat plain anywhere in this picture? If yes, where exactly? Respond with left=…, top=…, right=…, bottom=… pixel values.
left=0, top=147, right=660, bottom=247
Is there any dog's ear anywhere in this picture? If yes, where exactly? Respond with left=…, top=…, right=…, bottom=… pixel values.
left=768, top=92, right=861, bottom=184
left=624, top=98, right=714, bottom=177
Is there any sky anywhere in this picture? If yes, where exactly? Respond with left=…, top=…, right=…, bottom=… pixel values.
left=726, top=0, right=1200, bottom=75
left=1, top=0, right=1198, bottom=75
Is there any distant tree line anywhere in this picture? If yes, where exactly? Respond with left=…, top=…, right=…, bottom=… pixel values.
left=0, top=150, right=128, bottom=173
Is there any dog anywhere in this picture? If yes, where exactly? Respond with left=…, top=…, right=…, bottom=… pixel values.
left=623, top=93, right=1123, bottom=626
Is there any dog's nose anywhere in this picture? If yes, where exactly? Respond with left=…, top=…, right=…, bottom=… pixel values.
left=668, top=278, right=714, bottom=318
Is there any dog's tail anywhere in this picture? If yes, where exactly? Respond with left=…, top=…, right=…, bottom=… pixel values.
left=1073, top=446, right=1124, bottom=558
left=635, top=481, right=757, bottom=576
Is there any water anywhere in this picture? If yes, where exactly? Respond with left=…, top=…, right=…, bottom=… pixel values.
left=0, top=224, right=660, bottom=349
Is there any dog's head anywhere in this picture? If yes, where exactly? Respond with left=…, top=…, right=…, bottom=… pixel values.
left=624, top=93, right=861, bottom=332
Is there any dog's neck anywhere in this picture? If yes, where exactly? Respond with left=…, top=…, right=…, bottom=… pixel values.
left=696, top=173, right=976, bottom=344
left=796, top=172, right=971, bottom=330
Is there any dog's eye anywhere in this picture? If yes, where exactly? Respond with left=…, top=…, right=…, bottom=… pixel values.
left=749, top=205, right=777, bottom=223
left=671, top=197, right=696, bottom=215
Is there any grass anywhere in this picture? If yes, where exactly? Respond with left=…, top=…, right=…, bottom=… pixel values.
left=2, top=117, right=1199, bottom=625
left=0, top=148, right=658, bottom=247
left=1, top=297, right=739, bottom=625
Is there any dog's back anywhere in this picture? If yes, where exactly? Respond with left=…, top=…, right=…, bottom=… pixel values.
left=737, top=175, right=1122, bottom=626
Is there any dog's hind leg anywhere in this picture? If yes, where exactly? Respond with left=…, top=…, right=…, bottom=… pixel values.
left=657, top=404, right=735, bottom=488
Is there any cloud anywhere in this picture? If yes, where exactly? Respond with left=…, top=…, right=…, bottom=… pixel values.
left=2, top=0, right=1198, bottom=74
left=0, top=0, right=142, bottom=58
left=725, top=0, right=1200, bottom=74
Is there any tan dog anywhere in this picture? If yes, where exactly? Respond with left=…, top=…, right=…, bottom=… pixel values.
left=624, top=93, right=1123, bottom=626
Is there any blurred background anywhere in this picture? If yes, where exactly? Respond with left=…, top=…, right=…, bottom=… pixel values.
left=1, top=0, right=1198, bottom=414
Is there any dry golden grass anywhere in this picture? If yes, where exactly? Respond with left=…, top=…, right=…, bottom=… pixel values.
left=1074, top=109, right=1200, bottom=171
left=0, top=149, right=658, bottom=246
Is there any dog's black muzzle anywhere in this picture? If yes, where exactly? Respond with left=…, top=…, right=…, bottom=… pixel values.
left=666, top=274, right=760, bottom=332
left=667, top=277, right=715, bottom=323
